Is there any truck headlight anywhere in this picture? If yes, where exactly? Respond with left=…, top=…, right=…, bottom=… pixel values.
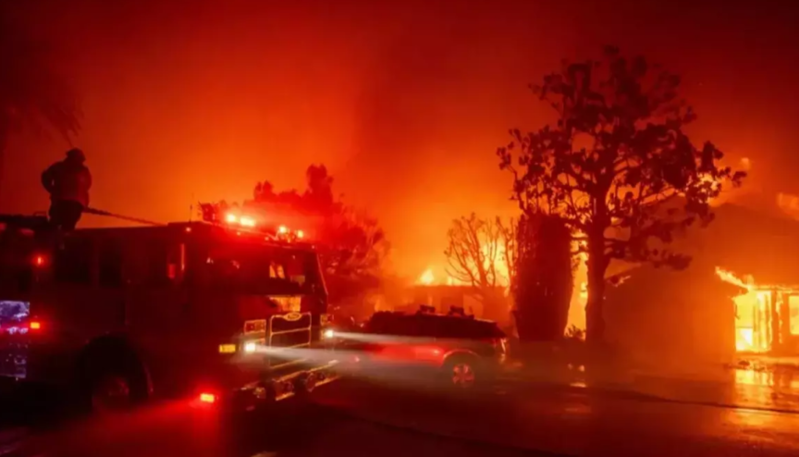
left=323, top=329, right=335, bottom=339
left=243, top=341, right=258, bottom=353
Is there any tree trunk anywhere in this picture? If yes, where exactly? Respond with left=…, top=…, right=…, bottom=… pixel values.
left=585, top=236, right=607, bottom=344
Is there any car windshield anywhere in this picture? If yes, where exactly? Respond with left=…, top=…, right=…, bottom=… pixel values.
left=197, top=241, right=320, bottom=295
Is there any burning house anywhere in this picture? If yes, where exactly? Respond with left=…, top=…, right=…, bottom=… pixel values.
left=604, top=202, right=799, bottom=365
left=695, top=203, right=799, bottom=355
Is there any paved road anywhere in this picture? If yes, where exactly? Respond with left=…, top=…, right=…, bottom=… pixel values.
left=2, top=377, right=799, bottom=457
left=0, top=396, right=543, bottom=457
left=312, top=377, right=799, bottom=457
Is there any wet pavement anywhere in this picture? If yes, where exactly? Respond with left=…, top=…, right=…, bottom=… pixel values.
left=510, top=360, right=799, bottom=413
left=314, top=378, right=799, bottom=457
left=2, top=368, right=799, bottom=457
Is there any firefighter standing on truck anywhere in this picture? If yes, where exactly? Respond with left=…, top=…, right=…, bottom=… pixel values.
left=41, top=148, right=92, bottom=230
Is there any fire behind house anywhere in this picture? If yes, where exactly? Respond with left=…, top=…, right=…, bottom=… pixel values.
left=604, top=201, right=799, bottom=367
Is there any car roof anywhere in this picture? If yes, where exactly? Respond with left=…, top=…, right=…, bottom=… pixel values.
left=368, top=311, right=505, bottom=338
left=370, top=310, right=495, bottom=324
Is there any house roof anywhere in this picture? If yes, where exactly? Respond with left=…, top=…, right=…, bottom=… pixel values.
left=675, top=202, right=799, bottom=286
left=608, top=263, right=745, bottom=299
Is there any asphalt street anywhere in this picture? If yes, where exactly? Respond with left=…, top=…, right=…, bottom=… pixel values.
left=1, top=375, right=799, bottom=457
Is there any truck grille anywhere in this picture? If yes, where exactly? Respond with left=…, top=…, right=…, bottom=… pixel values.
left=267, top=312, right=312, bottom=368
left=270, top=313, right=312, bottom=335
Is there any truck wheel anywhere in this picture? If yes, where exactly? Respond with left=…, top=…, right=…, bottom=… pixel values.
left=80, top=357, right=148, bottom=414
left=90, top=371, right=134, bottom=412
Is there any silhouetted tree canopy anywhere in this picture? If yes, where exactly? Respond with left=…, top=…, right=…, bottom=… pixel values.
left=497, top=46, right=745, bottom=343
left=202, top=165, right=388, bottom=316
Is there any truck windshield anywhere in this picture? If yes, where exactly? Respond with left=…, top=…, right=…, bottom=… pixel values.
left=198, top=241, right=321, bottom=295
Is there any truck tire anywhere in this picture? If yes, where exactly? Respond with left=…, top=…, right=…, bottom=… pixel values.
left=78, top=351, right=149, bottom=414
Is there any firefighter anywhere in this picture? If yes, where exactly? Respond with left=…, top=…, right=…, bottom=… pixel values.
left=41, top=148, right=92, bottom=230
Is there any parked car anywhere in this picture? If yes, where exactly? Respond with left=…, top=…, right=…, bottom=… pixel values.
left=342, top=310, right=508, bottom=389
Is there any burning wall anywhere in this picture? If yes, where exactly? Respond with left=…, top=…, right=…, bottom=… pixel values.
left=664, top=202, right=799, bottom=356
left=604, top=264, right=738, bottom=367
left=716, top=268, right=799, bottom=354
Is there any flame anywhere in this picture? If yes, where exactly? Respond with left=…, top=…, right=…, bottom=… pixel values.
left=777, top=193, right=799, bottom=220
left=715, top=267, right=773, bottom=353
left=418, top=269, right=435, bottom=286
left=416, top=268, right=465, bottom=286
left=568, top=233, right=588, bottom=332
left=715, top=267, right=755, bottom=290
left=417, top=235, right=511, bottom=288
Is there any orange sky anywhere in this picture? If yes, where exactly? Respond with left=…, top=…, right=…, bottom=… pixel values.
left=2, top=0, right=798, bottom=277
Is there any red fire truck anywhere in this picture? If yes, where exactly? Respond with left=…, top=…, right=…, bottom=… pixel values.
left=0, top=212, right=338, bottom=412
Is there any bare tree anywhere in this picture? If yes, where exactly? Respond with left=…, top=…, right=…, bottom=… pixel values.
left=445, top=213, right=516, bottom=307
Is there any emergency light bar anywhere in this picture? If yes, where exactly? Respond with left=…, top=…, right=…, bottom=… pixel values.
left=198, top=203, right=307, bottom=242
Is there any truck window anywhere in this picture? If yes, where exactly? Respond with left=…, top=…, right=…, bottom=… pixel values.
left=54, top=237, right=92, bottom=285
left=198, top=241, right=319, bottom=295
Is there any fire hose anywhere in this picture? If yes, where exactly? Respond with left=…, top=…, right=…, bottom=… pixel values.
left=83, top=207, right=162, bottom=226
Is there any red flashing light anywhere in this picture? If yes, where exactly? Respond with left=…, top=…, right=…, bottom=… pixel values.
left=199, top=393, right=216, bottom=404
left=29, top=321, right=42, bottom=331
left=224, top=212, right=258, bottom=229
left=33, top=255, right=45, bottom=267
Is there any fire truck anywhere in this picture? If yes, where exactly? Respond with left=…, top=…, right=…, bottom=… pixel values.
left=0, top=210, right=338, bottom=412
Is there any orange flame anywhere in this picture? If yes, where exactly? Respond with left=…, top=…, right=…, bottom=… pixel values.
left=418, top=269, right=435, bottom=286
left=715, top=267, right=771, bottom=353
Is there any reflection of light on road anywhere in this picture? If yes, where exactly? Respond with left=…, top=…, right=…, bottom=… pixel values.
left=725, top=408, right=779, bottom=430
left=733, top=368, right=776, bottom=409
left=735, top=368, right=774, bottom=387
left=563, top=402, right=592, bottom=416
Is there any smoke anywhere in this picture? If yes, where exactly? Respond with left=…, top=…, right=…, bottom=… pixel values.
left=1, top=0, right=798, bottom=279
